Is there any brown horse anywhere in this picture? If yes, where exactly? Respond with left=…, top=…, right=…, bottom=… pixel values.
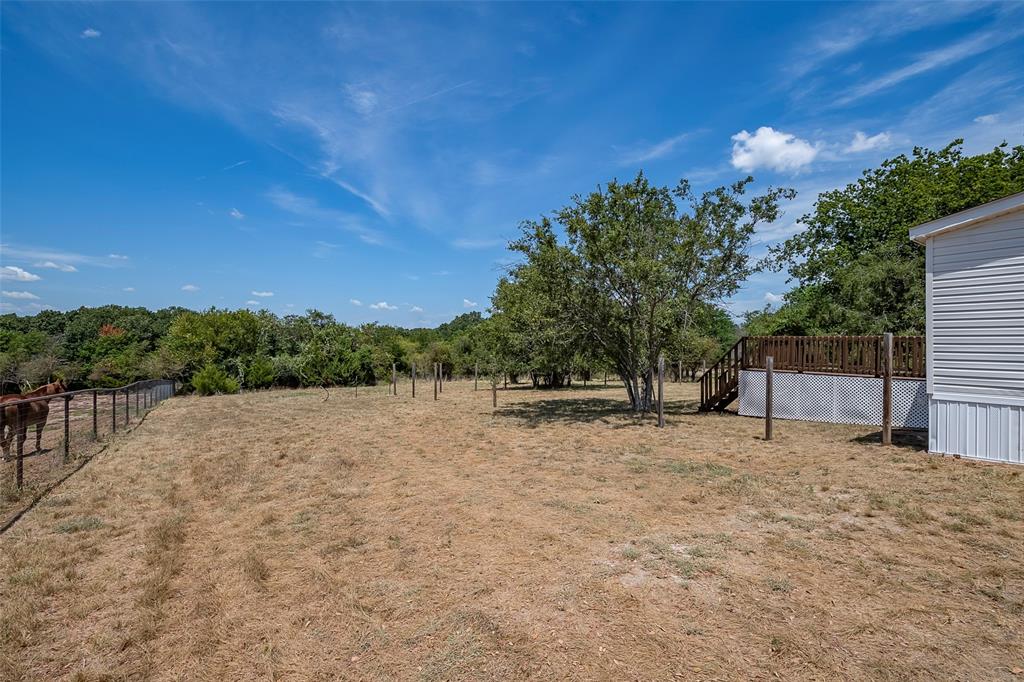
left=1, top=379, right=68, bottom=461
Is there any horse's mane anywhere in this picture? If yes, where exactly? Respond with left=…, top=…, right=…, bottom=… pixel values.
left=21, top=381, right=65, bottom=398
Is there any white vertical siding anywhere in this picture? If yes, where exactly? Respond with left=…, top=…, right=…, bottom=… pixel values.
left=927, top=208, right=1024, bottom=464
left=929, top=396, right=1024, bottom=464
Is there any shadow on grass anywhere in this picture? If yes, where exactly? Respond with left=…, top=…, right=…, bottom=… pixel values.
left=851, top=429, right=928, bottom=451
left=495, top=394, right=701, bottom=428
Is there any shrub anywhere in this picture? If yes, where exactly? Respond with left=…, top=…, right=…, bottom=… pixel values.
left=245, top=355, right=275, bottom=389
left=191, top=363, right=240, bottom=395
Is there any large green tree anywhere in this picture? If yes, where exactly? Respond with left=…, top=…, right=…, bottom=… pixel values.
left=512, top=172, right=792, bottom=412
left=767, top=140, right=1024, bottom=334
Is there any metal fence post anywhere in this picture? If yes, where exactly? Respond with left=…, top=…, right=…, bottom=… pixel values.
left=492, top=376, right=497, bottom=408
left=412, top=362, right=416, bottom=398
left=92, top=390, right=98, bottom=439
left=124, top=388, right=130, bottom=425
left=433, top=363, right=438, bottom=401
left=474, top=362, right=478, bottom=392
left=111, top=391, right=116, bottom=433
left=136, top=386, right=140, bottom=416
left=765, top=356, right=774, bottom=441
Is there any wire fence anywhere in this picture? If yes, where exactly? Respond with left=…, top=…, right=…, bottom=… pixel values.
left=1, top=379, right=175, bottom=530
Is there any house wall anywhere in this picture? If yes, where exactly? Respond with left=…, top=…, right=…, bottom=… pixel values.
left=927, top=208, right=1024, bottom=463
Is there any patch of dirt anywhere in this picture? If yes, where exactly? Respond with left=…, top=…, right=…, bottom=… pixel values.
left=1, top=381, right=1022, bottom=680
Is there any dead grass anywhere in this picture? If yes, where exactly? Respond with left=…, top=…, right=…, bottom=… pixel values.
left=1, top=380, right=1022, bottom=680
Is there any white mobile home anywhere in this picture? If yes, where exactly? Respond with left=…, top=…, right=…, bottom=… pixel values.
left=910, top=191, right=1024, bottom=464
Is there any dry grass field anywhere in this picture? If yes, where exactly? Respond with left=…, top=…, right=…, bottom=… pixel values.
left=1, top=380, right=1022, bottom=681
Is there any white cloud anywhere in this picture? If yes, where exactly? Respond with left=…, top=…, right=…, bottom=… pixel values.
left=2, top=290, right=40, bottom=300
left=251, top=290, right=273, bottom=297
left=35, top=261, right=77, bottom=272
left=349, top=298, right=363, bottom=306
left=974, top=113, right=999, bottom=124
left=181, top=284, right=200, bottom=292
left=846, top=131, right=892, bottom=153
left=80, top=28, right=101, bottom=39
left=433, top=270, right=451, bottom=276
left=369, top=301, right=397, bottom=310
left=221, top=160, right=250, bottom=171
left=266, top=187, right=382, bottom=245
left=731, top=127, right=819, bottom=172
left=410, top=305, right=424, bottom=313
left=463, top=298, right=477, bottom=308
left=619, top=131, right=693, bottom=165
left=122, top=287, right=135, bottom=292
left=0, top=266, right=41, bottom=282
left=108, top=253, right=129, bottom=260
left=229, top=207, right=245, bottom=220
left=245, top=300, right=260, bottom=306
left=764, top=292, right=785, bottom=304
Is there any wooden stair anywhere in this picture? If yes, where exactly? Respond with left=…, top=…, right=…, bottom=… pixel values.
left=699, top=338, right=744, bottom=412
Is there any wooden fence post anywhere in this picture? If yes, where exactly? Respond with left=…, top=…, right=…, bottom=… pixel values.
left=63, top=395, right=71, bottom=462
left=412, top=362, right=416, bottom=398
left=474, top=363, right=478, bottom=391
left=124, top=389, right=130, bottom=425
left=433, top=363, right=438, bottom=401
left=392, top=363, right=397, bottom=396
left=92, top=390, right=98, bottom=439
left=882, top=332, right=893, bottom=446
left=504, top=373, right=507, bottom=390
left=492, top=376, right=497, bottom=408
left=657, top=356, right=665, bottom=428
left=111, top=391, right=116, bottom=433
left=439, top=363, right=443, bottom=394
left=15, top=404, right=25, bottom=488
left=135, top=385, right=140, bottom=416
left=765, top=356, right=774, bottom=441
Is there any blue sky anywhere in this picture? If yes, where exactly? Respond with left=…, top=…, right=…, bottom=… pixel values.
left=2, top=2, right=1022, bottom=326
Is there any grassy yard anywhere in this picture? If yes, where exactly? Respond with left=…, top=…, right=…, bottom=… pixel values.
left=1, top=381, right=1021, bottom=680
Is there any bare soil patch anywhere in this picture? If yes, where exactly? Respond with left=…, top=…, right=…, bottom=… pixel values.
left=2, top=381, right=1022, bottom=680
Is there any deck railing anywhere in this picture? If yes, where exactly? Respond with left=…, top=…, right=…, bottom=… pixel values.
left=742, top=335, right=925, bottom=378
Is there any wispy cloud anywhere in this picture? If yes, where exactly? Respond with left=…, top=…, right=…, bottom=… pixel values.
left=349, top=298, right=363, bottom=306
left=122, top=287, right=135, bottom=292
left=181, top=284, right=200, bottom=292
left=221, top=160, right=250, bottom=171
left=0, top=266, right=41, bottom=282
left=2, top=290, right=40, bottom=300
left=229, top=207, right=245, bottom=220
left=617, top=131, right=694, bottom=165
left=974, top=113, right=999, bottom=124
left=35, top=260, right=77, bottom=272
left=108, top=253, right=129, bottom=260
left=846, top=131, right=891, bottom=153
left=463, top=298, right=477, bottom=308
left=245, top=299, right=260, bottom=306
left=410, top=305, right=423, bottom=313
left=266, top=186, right=383, bottom=245
left=452, top=237, right=503, bottom=250
left=369, top=301, right=397, bottom=310
left=1, top=245, right=128, bottom=269
left=784, top=1, right=995, bottom=81
left=834, top=27, right=1022, bottom=106
left=251, top=290, right=273, bottom=297
left=313, top=241, right=339, bottom=258
left=80, top=27, right=101, bottom=39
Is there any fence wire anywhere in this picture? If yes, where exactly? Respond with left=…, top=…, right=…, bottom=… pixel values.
left=1, top=379, right=175, bottom=530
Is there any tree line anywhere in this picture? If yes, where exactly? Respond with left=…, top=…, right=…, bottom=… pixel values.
left=2, top=139, right=1021, bottom=410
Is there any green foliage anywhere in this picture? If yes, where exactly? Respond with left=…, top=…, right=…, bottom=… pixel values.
left=766, top=140, right=1024, bottom=334
left=191, top=363, right=240, bottom=395
left=509, top=171, right=787, bottom=410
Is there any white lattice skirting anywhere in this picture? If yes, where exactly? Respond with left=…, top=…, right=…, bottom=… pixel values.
left=738, top=370, right=928, bottom=429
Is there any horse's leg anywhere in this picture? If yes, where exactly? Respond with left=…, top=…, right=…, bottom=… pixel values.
left=0, top=423, right=9, bottom=461
left=36, top=421, right=44, bottom=453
